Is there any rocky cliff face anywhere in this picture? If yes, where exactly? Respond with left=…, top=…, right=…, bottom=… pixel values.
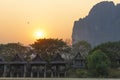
left=72, top=1, right=120, bottom=47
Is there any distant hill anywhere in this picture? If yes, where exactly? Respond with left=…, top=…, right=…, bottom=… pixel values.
left=72, top=1, right=120, bottom=47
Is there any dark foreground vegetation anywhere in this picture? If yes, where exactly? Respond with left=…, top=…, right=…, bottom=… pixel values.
left=0, top=38, right=120, bottom=78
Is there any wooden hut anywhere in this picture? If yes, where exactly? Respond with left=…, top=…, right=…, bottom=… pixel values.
left=9, top=54, right=27, bottom=77
left=50, top=53, right=66, bottom=77
left=29, top=54, right=47, bottom=78
left=0, top=55, right=7, bottom=77
left=72, top=52, right=85, bottom=68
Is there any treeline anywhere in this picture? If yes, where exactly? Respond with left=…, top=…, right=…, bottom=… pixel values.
left=69, top=41, right=120, bottom=78
left=0, top=38, right=120, bottom=77
left=0, top=39, right=71, bottom=62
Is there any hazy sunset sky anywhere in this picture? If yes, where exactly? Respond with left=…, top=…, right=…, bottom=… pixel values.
left=0, top=0, right=120, bottom=45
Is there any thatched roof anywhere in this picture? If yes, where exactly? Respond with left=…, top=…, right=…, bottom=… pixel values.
left=30, top=54, right=47, bottom=64
left=0, top=55, right=7, bottom=64
left=50, top=53, right=66, bottom=64
left=10, top=54, right=26, bottom=64
left=73, top=52, right=84, bottom=60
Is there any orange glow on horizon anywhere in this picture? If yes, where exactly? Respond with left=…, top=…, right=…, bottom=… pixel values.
left=0, top=0, right=120, bottom=45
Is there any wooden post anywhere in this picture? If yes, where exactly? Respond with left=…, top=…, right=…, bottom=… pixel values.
left=31, top=66, right=33, bottom=78
left=24, top=65, right=26, bottom=77
left=17, top=72, right=18, bottom=77
left=44, top=65, right=46, bottom=78
left=51, top=72, right=53, bottom=78
left=37, top=71, right=39, bottom=78
left=3, top=64, right=6, bottom=77
left=65, top=72, right=66, bottom=77
left=64, top=64, right=66, bottom=77
left=31, top=72, right=33, bottom=77
left=10, top=66, right=12, bottom=77
left=10, top=72, right=11, bottom=77
left=57, top=71, right=59, bottom=78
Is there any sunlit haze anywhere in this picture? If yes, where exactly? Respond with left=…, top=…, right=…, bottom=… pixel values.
left=0, top=0, right=120, bottom=45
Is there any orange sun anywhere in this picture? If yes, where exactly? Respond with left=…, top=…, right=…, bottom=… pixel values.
left=34, top=30, right=45, bottom=39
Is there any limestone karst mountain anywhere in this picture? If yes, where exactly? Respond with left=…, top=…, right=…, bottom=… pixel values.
left=72, top=1, right=120, bottom=47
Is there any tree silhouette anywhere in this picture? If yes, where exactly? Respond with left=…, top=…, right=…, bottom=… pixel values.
left=31, top=38, right=70, bottom=61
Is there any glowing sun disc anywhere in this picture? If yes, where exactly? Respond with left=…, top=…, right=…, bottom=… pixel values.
left=34, top=31, right=44, bottom=39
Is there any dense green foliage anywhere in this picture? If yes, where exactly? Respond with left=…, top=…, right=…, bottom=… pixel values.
left=92, top=41, right=120, bottom=67
left=87, top=50, right=110, bottom=77
left=67, top=69, right=88, bottom=78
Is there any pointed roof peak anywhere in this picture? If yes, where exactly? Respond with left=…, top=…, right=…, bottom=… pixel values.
left=74, top=52, right=84, bottom=60
left=31, top=54, right=45, bottom=62
left=52, top=53, right=64, bottom=61
left=12, top=53, right=25, bottom=62
left=0, top=54, right=5, bottom=62
left=50, top=53, right=66, bottom=64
